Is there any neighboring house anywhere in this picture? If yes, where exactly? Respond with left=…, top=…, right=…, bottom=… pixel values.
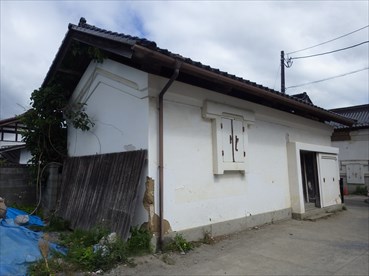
left=40, top=18, right=354, bottom=242
left=0, top=115, right=31, bottom=164
left=330, top=104, right=369, bottom=193
left=292, top=92, right=314, bottom=105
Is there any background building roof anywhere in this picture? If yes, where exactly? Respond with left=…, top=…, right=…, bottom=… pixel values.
left=330, top=104, right=369, bottom=130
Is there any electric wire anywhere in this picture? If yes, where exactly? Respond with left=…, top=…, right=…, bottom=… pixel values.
left=286, top=67, right=369, bottom=90
left=287, top=25, right=369, bottom=55
left=290, top=41, right=369, bottom=60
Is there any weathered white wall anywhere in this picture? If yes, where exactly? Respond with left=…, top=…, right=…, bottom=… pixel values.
left=68, top=59, right=149, bottom=156
left=148, top=75, right=335, bottom=232
left=68, top=61, right=340, bottom=234
left=332, top=129, right=369, bottom=189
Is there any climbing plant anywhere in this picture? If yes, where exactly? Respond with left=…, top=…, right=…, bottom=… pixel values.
left=21, top=84, right=94, bottom=172
left=21, top=42, right=105, bottom=181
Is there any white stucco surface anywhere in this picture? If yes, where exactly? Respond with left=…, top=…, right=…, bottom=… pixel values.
left=68, top=60, right=149, bottom=156
left=66, top=61, right=341, bottom=233
left=147, top=76, right=338, bottom=231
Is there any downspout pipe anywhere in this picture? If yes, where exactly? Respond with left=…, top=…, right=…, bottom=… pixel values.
left=158, top=60, right=182, bottom=249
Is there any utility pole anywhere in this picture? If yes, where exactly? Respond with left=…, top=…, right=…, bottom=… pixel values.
left=281, top=50, right=285, bottom=94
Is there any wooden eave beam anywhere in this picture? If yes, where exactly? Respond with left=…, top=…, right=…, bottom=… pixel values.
left=57, top=68, right=82, bottom=76
left=132, top=44, right=354, bottom=126
left=42, top=29, right=134, bottom=88
left=71, top=31, right=133, bottom=59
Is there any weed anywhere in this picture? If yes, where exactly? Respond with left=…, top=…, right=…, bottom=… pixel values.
left=127, top=226, right=152, bottom=255
left=165, top=233, right=193, bottom=253
left=28, top=256, right=68, bottom=276
left=59, top=226, right=123, bottom=271
left=44, top=215, right=70, bottom=232
left=202, top=231, right=215, bottom=245
left=27, top=225, right=153, bottom=274
left=59, top=226, right=109, bottom=248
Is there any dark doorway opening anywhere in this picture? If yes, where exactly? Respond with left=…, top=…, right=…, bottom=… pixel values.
left=300, top=151, right=321, bottom=208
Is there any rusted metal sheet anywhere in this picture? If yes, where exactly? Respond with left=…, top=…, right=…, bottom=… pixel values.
left=57, top=150, right=147, bottom=240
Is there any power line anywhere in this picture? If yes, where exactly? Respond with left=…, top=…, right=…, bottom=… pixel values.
left=286, top=67, right=369, bottom=90
left=290, top=41, right=369, bottom=60
left=287, top=25, right=369, bottom=55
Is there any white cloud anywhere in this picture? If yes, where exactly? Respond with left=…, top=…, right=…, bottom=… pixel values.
left=1, top=0, right=368, bottom=119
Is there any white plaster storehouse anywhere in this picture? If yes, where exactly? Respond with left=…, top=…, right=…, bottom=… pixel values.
left=42, top=18, right=354, bottom=243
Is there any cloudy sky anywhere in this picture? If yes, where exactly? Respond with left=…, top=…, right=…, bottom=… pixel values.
left=1, top=0, right=368, bottom=119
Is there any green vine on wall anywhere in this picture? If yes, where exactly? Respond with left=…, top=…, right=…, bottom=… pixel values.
left=21, top=84, right=94, bottom=174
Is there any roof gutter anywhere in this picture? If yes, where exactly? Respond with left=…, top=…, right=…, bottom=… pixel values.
left=158, top=60, right=182, bottom=249
left=132, top=44, right=354, bottom=127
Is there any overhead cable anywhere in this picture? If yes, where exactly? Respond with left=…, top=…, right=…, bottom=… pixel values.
left=287, top=25, right=369, bottom=55
left=290, top=41, right=369, bottom=60
left=286, top=67, right=369, bottom=90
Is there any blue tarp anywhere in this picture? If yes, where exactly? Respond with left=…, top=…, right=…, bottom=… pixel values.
left=6, top=207, right=44, bottom=227
left=0, top=208, right=65, bottom=275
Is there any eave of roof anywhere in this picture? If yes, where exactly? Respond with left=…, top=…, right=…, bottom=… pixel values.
left=0, top=144, right=26, bottom=153
left=42, top=18, right=355, bottom=127
left=0, top=115, right=22, bottom=127
left=330, top=104, right=369, bottom=130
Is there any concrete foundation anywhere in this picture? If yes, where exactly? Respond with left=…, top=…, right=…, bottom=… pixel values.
left=292, top=203, right=344, bottom=220
left=165, top=208, right=292, bottom=242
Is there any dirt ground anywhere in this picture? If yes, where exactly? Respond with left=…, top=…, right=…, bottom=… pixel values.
left=104, top=195, right=369, bottom=276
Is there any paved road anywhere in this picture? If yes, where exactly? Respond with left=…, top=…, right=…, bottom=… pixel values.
left=107, top=195, right=369, bottom=275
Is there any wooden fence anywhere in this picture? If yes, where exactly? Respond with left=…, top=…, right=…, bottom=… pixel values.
left=57, top=150, right=147, bottom=239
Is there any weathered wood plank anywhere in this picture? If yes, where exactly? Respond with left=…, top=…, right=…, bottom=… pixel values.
left=57, top=150, right=147, bottom=239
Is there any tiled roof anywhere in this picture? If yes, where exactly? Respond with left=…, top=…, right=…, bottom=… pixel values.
left=330, top=104, right=369, bottom=129
left=71, top=18, right=281, bottom=94
left=44, top=17, right=355, bottom=126
left=70, top=19, right=336, bottom=111
left=69, top=17, right=157, bottom=48
left=291, top=92, right=313, bottom=105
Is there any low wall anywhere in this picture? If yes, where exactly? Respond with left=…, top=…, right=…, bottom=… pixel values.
left=0, top=164, right=35, bottom=206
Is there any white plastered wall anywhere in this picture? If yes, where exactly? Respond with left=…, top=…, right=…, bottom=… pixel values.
left=148, top=74, right=335, bottom=232
left=67, top=61, right=340, bottom=232
left=68, top=59, right=149, bottom=156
